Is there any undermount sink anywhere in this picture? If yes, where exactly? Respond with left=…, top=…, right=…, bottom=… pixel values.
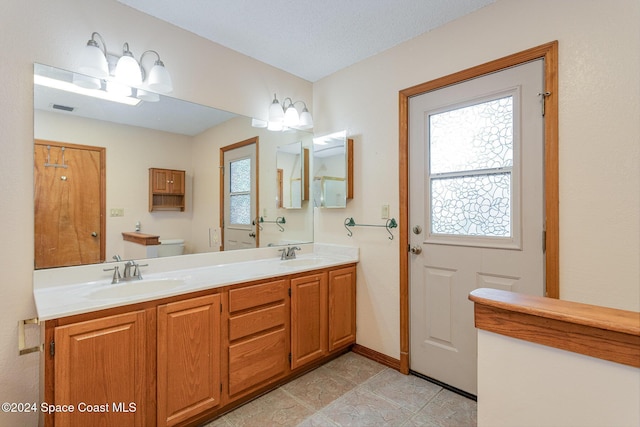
left=280, top=257, right=327, bottom=268
left=88, top=279, right=185, bottom=300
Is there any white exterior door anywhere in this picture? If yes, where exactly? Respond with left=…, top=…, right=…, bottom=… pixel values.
left=223, top=142, right=257, bottom=250
left=409, top=59, right=545, bottom=395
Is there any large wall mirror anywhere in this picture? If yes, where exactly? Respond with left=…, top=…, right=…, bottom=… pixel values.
left=33, top=63, right=314, bottom=268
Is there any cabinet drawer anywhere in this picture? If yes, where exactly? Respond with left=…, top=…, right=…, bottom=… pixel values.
left=228, top=328, right=287, bottom=397
left=229, top=303, right=286, bottom=341
left=228, top=279, right=287, bottom=313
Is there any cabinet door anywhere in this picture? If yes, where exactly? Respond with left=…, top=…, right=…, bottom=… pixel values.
left=290, top=272, right=328, bottom=369
left=54, top=310, right=147, bottom=427
left=169, top=170, right=185, bottom=194
left=157, top=294, right=221, bottom=427
left=329, top=266, right=357, bottom=351
left=151, top=169, right=171, bottom=193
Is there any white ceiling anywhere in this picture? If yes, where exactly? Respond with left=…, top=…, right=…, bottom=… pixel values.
left=116, top=0, right=495, bottom=82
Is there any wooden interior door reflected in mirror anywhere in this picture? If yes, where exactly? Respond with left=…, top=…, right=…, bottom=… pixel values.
left=34, top=140, right=105, bottom=268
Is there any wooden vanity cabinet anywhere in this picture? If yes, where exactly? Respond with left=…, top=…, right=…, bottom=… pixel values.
left=290, top=265, right=356, bottom=369
left=290, top=272, right=328, bottom=369
left=50, top=309, right=150, bottom=427
left=45, top=263, right=356, bottom=427
left=328, top=266, right=357, bottom=351
left=157, top=294, right=221, bottom=427
left=149, top=168, right=186, bottom=211
left=225, top=279, right=289, bottom=401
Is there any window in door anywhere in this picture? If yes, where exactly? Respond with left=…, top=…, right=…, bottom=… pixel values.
left=427, top=90, right=521, bottom=249
left=229, top=157, right=252, bottom=226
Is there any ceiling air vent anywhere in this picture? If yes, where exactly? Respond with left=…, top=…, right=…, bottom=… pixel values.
left=52, top=104, right=75, bottom=112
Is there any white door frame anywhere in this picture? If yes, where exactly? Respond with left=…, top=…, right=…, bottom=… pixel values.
left=398, top=42, right=559, bottom=374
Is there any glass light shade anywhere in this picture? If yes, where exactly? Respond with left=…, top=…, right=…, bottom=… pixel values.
left=115, top=54, right=142, bottom=86
left=136, top=89, right=160, bottom=102
left=251, top=118, right=268, bottom=128
left=267, top=120, right=284, bottom=131
left=78, top=43, right=109, bottom=79
left=268, top=97, right=284, bottom=123
left=299, top=108, right=313, bottom=129
left=283, top=105, right=300, bottom=127
left=106, top=80, right=132, bottom=97
left=147, top=63, right=173, bottom=93
left=72, top=73, right=101, bottom=90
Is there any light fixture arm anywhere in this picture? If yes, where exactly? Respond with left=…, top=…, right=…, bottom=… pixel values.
left=88, top=32, right=107, bottom=58
left=139, top=50, right=163, bottom=81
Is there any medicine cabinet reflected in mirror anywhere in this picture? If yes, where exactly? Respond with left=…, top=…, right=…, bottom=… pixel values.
left=313, top=130, right=353, bottom=208
left=276, top=141, right=309, bottom=209
left=33, top=63, right=314, bottom=268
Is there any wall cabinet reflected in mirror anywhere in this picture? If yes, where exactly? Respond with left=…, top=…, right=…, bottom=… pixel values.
left=313, top=131, right=353, bottom=208
left=276, top=142, right=309, bottom=209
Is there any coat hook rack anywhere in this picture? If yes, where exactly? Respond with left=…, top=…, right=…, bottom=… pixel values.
left=44, top=145, right=69, bottom=169
left=344, top=217, right=398, bottom=240
left=255, top=216, right=286, bottom=232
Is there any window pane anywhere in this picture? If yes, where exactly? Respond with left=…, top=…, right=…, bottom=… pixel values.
left=229, top=194, right=251, bottom=225
left=430, top=96, right=513, bottom=174
left=431, top=173, right=511, bottom=237
left=230, top=158, right=251, bottom=192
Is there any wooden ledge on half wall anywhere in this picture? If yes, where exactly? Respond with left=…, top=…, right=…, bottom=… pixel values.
left=469, top=288, right=640, bottom=368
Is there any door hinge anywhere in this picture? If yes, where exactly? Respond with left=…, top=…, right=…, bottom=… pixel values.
left=49, top=340, right=55, bottom=357
left=220, top=302, right=222, bottom=313
left=542, top=229, right=547, bottom=253
left=220, top=383, right=222, bottom=393
left=538, top=91, right=551, bottom=116
left=288, top=353, right=292, bottom=363
left=288, top=288, right=291, bottom=297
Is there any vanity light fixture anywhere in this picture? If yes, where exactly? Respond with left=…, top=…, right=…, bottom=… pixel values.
left=266, top=94, right=313, bottom=131
left=75, top=31, right=173, bottom=102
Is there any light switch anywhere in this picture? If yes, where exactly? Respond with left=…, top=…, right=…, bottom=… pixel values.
left=381, top=204, right=390, bottom=219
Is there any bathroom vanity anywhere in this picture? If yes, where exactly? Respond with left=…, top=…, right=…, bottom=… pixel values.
left=35, top=244, right=357, bottom=427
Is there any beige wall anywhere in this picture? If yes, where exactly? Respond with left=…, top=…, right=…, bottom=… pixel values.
left=2, top=0, right=639, bottom=425
left=313, top=0, right=640, bottom=357
left=478, top=330, right=640, bottom=426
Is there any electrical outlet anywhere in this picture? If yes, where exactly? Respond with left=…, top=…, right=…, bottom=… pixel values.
left=110, top=208, right=124, bottom=217
left=381, top=204, right=390, bottom=219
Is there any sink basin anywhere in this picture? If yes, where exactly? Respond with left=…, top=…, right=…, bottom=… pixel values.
left=280, top=257, right=327, bottom=268
left=88, top=279, right=185, bottom=300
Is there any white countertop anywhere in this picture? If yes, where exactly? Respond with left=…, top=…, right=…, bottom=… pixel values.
left=34, top=243, right=358, bottom=320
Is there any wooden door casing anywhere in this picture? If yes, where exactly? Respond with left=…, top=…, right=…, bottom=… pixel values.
left=34, top=140, right=105, bottom=268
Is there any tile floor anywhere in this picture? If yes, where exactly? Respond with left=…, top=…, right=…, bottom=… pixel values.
left=204, top=352, right=477, bottom=427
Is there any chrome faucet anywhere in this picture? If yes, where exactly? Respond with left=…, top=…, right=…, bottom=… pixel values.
left=104, top=260, right=147, bottom=284
left=279, top=246, right=302, bottom=260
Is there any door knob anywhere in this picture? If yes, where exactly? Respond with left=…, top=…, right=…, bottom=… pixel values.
left=410, top=245, right=422, bottom=254
left=91, top=232, right=98, bottom=237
